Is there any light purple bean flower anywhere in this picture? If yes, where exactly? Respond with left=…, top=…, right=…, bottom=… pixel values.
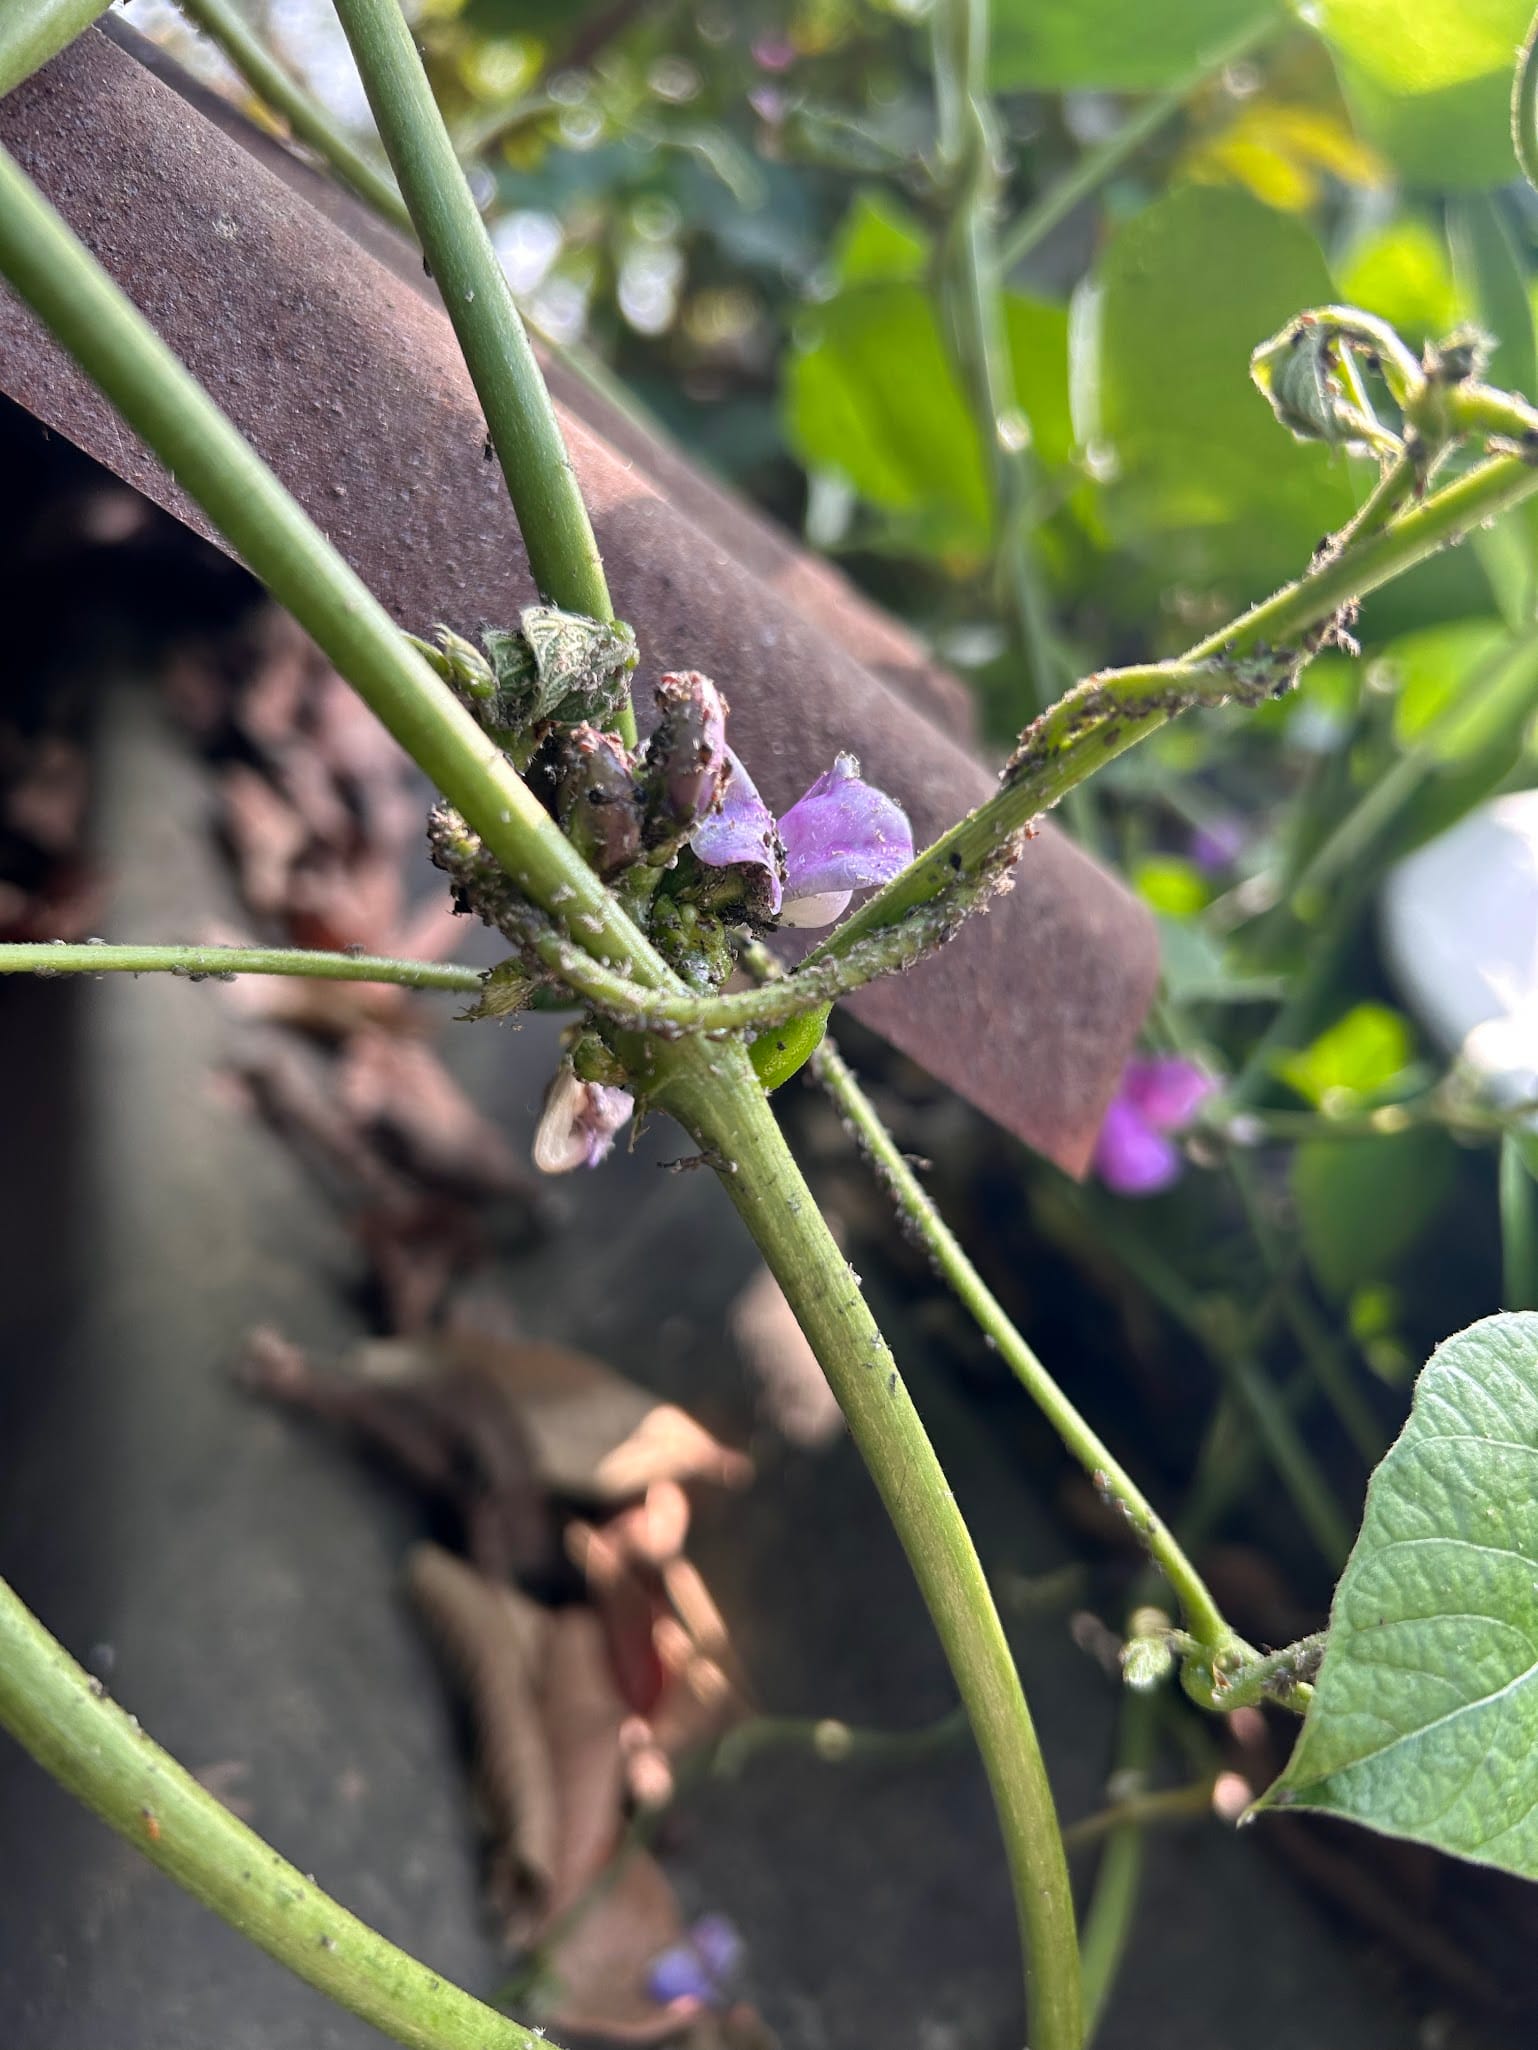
left=1188, top=816, right=1246, bottom=875
left=692, top=750, right=914, bottom=927
left=646, top=1913, right=744, bottom=2009
left=532, top=1066, right=634, bottom=1175
left=1093, top=1057, right=1216, bottom=1198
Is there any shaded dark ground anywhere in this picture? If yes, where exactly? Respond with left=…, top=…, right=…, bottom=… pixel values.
left=0, top=398, right=1517, bottom=2048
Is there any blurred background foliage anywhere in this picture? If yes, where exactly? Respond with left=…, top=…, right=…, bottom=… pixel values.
left=126, top=0, right=1538, bottom=1560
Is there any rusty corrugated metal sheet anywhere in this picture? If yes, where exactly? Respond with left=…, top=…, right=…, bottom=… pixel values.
left=0, top=28, right=1158, bottom=1171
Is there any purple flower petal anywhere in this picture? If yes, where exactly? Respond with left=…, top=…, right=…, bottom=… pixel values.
left=646, top=1944, right=715, bottom=2008
left=1189, top=818, right=1245, bottom=875
left=691, top=749, right=783, bottom=915
left=689, top=1914, right=743, bottom=1983
left=1093, top=1097, right=1183, bottom=1197
left=778, top=754, right=913, bottom=909
left=1120, top=1057, right=1215, bottom=1134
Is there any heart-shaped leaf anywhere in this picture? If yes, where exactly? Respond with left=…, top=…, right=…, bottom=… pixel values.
left=1263, top=1311, right=1538, bottom=1876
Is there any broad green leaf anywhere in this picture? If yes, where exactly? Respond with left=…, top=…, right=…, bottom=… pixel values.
left=991, top=0, right=1282, bottom=91
left=1336, top=218, right=1462, bottom=348
left=1264, top=1311, right=1538, bottom=1878
left=1292, top=1128, right=1454, bottom=1297
left=829, top=189, right=928, bottom=287
left=1131, top=855, right=1211, bottom=917
left=1388, top=621, right=1538, bottom=766
left=1311, top=0, right=1530, bottom=188
left=1085, top=186, right=1355, bottom=590
left=784, top=276, right=1071, bottom=564
left=1278, top=1002, right=1414, bottom=1106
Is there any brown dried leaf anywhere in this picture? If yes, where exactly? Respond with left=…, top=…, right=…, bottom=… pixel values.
left=349, top=1332, right=753, bottom=1504
left=408, top=1543, right=557, bottom=1935
left=729, top=1266, right=842, bottom=1449
left=339, top=1028, right=525, bottom=1199
left=541, top=1606, right=631, bottom=1916
left=540, top=1848, right=692, bottom=2042
left=219, top=763, right=308, bottom=918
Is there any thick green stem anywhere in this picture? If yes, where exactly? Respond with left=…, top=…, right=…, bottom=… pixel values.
left=803, top=449, right=1538, bottom=985
left=327, top=0, right=630, bottom=744
left=809, top=1034, right=1234, bottom=1655
left=0, top=0, right=109, bottom=97
left=176, top=0, right=411, bottom=230
left=995, top=11, right=1278, bottom=274
left=0, top=940, right=485, bottom=991
left=0, top=1577, right=557, bottom=2050
left=652, top=1039, right=1083, bottom=2050
left=0, top=139, right=671, bottom=995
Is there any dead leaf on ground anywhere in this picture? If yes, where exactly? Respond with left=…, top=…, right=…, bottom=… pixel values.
left=729, top=1266, right=842, bottom=1450
left=339, top=1028, right=526, bottom=1199
left=347, top=1332, right=753, bottom=1505
left=542, top=1605, right=633, bottom=1916
left=409, top=1542, right=558, bottom=1935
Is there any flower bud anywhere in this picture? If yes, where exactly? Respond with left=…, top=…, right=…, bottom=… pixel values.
left=546, top=724, right=644, bottom=880
left=532, top=1063, right=634, bottom=1173
left=639, top=671, right=729, bottom=856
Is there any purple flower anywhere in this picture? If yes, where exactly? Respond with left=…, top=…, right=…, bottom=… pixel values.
left=1093, top=1057, right=1216, bottom=1197
left=646, top=1914, right=744, bottom=2010
left=1188, top=817, right=1245, bottom=875
left=692, top=750, right=913, bottom=927
left=532, top=1067, right=634, bottom=1174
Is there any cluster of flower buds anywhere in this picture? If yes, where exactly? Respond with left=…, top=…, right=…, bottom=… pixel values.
left=416, top=607, right=915, bottom=1174
left=410, top=604, right=638, bottom=762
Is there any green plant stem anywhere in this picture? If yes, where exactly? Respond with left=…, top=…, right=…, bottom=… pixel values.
left=713, top=1704, right=969, bottom=1776
left=0, top=1576, right=557, bottom=2050
left=1501, top=1133, right=1538, bottom=1309
left=995, top=11, right=1278, bottom=274
left=1216, top=1091, right=1538, bottom=1144
left=1515, top=5, right=1538, bottom=196
left=1062, top=1769, right=1215, bottom=1853
left=931, top=0, right=1073, bottom=815
left=326, top=0, right=630, bottom=743
left=1076, top=1690, right=1158, bottom=2042
left=1084, top=1196, right=1352, bottom=1568
left=521, top=893, right=964, bottom=1037
left=802, top=446, right=1538, bottom=990
left=0, top=0, right=110, bottom=97
left=807, top=1034, right=1235, bottom=1653
left=653, top=1037, right=1083, bottom=2050
left=0, top=940, right=485, bottom=991
left=176, top=0, right=411, bottom=230
left=0, top=139, right=670, bottom=997
left=1286, top=626, right=1538, bottom=908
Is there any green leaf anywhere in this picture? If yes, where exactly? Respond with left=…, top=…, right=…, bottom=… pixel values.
left=1336, top=217, right=1463, bottom=350
left=1292, top=1128, right=1454, bottom=1297
left=1312, top=0, right=1530, bottom=189
left=1264, top=1311, right=1538, bottom=1878
left=1278, top=1002, right=1414, bottom=1106
left=784, top=274, right=1071, bottom=564
left=990, top=0, right=1282, bottom=91
left=1085, top=187, right=1356, bottom=591
left=1131, top=854, right=1211, bottom=917
left=829, top=189, right=928, bottom=287
left=1389, top=621, right=1538, bottom=764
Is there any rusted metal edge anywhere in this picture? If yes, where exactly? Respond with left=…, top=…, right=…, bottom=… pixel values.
left=0, top=28, right=1159, bottom=1172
